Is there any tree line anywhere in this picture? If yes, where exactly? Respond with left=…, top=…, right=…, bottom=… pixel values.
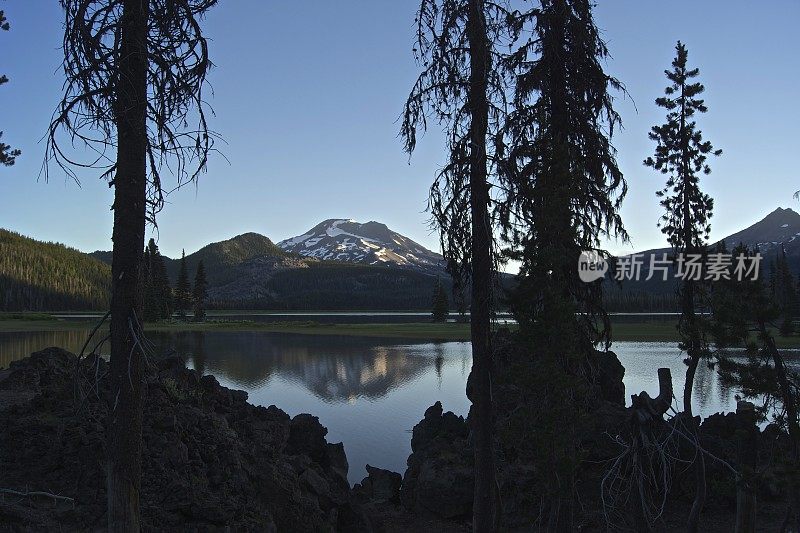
left=0, top=229, right=110, bottom=311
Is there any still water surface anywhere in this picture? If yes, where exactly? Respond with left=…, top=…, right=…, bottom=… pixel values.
left=0, top=329, right=794, bottom=483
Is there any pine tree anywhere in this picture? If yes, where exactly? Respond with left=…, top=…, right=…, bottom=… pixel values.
left=141, top=238, right=172, bottom=321
left=141, top=244, right=159, bottom=321
left=0, top=9, right=20, bottom=167
left=154, top=250, right=172, bottom=319
left=431, top=277, right=449, bottom=322
left=775, top=247, right=797, bottom=336
left=499, top=0, right=627, bottom=345
left=495, top=1, right=627, bottom=525
left=401, top=1, right=516, bottom=528
left=45, top=1, right=217, bottom=527
left=175, top=249, right=191, bottom=319
left=192, top=260, right=208, bottom=322
left=455, top=292, right=469, bottom=323
left=644, top=41, right=721, bottom=531
left=0, top=229, right=111, bottom=310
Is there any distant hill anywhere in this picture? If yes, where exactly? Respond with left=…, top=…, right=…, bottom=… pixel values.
left=606, top=207, right=800, bottom=312
left=90, top=231, right=451, bottom=310
left=92, top=232, right=289, bottom=286
left=279, top=219, right=443, bottom=273
left=0, top=229, right=111, bottom=311
left=165, top=232, right=288, bottom=287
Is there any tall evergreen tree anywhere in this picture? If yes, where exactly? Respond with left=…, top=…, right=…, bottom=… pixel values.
left=175, top=249, right=191, bottom=319
left=431, top=277, right=449, bottom=322
left=496, top=1, right=627, bottom=525
left=46, top=1, right=217, bottom=528
left=0, top=9, right=20, bottom=167
left=402, top=1, right=516, bottom=528
left=141, top=245, right=159, bottom=321
left=192, top=260, right=208, bottom=322
left=142, top=238, right=172, bottom=321
left=774, top=247, right=797, bottom=336
left=644, top=41, right=721, bottom=531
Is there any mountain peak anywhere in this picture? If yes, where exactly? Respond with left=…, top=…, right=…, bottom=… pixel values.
left=764, top=206, right=800, bottom=222
left=723, top=206, right=800, bottom=254
left=278, top=219, right=442, bottom=272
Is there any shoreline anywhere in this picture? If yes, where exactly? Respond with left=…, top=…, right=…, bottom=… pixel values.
left=2, top=313, right=800, bottom=348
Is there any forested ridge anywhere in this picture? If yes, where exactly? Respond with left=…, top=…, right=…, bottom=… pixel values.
left=218, top=263, right=453, bottom=310
left=3, top=225, right=791, bottom=313
left=0, top=228, right=110, bottom=310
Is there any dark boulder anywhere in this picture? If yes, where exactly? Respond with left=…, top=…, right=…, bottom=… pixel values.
left=401, top=401, right=473, bottom=519
left=289, top=413, right=329, bottom=464
left=326, top=442, right=350, bottom=483
left=589, top=349, right=626, bottom=406
left=354, top=465, right=403, bottom=504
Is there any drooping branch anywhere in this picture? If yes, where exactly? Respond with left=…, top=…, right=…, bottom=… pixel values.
left=402, top=0, right=517, bottom=293
left=44, top=0, right=220, bottom=225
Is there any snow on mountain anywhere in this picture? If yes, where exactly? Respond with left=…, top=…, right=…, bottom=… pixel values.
left=278, top=219, right=443, bottom=272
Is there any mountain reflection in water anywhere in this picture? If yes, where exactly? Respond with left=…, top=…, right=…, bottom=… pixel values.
left=0, top=330, right=463, bottom=404
left=3, top=330, right=797, bottom=482
left=174, top=331, right=447, bottom=402
left=0, top=329, right=473, bottom=481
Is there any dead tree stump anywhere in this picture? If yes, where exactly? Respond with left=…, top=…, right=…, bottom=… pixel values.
left=629, top=367, right=673, bottom=532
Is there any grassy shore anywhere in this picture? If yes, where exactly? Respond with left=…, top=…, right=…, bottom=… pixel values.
left=146, top=320, right=473, bottom=341
left=609, top=319, right=800, bottom=349
left=2, top=312, right=800, bottom=347
left=0, top=313, right=472, bottom=340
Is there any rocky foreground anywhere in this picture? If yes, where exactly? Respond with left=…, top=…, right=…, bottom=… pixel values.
left=387, top=337, right=795, bottom=531
left=0, top=345, right=795, bottom=531
left=0, top=348, right=371, bottom=531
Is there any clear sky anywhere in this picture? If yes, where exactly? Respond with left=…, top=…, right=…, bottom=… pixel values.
left=1, top=1, right=798, bottom=260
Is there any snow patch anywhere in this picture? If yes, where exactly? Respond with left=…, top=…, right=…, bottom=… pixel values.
left=280, top=232, right=314, bottom=247
left=325, top=220, right=379, bottom=242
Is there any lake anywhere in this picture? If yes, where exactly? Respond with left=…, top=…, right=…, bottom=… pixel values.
left=0, top=329, right=794, bottom=483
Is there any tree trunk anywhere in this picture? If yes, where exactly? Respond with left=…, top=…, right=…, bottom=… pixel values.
left=630, top=368, right=673, bottom=532
left=762, top=325, right=800, bottom=531
left=107, top=0, right=148, bottom=531
left=735, top=401, right=757, bottom=533
left=679, top=75, right=706, bottom=532
left=465, top=1, right=496, bottom=531
left=682, top=256, right=706, bottom=533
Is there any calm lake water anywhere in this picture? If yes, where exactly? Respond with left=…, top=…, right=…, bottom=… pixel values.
left=0, top=329, right=795, bottom=483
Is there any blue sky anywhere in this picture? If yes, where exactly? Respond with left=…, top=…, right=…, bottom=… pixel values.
left=1, top=1, right=798, bottom=259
